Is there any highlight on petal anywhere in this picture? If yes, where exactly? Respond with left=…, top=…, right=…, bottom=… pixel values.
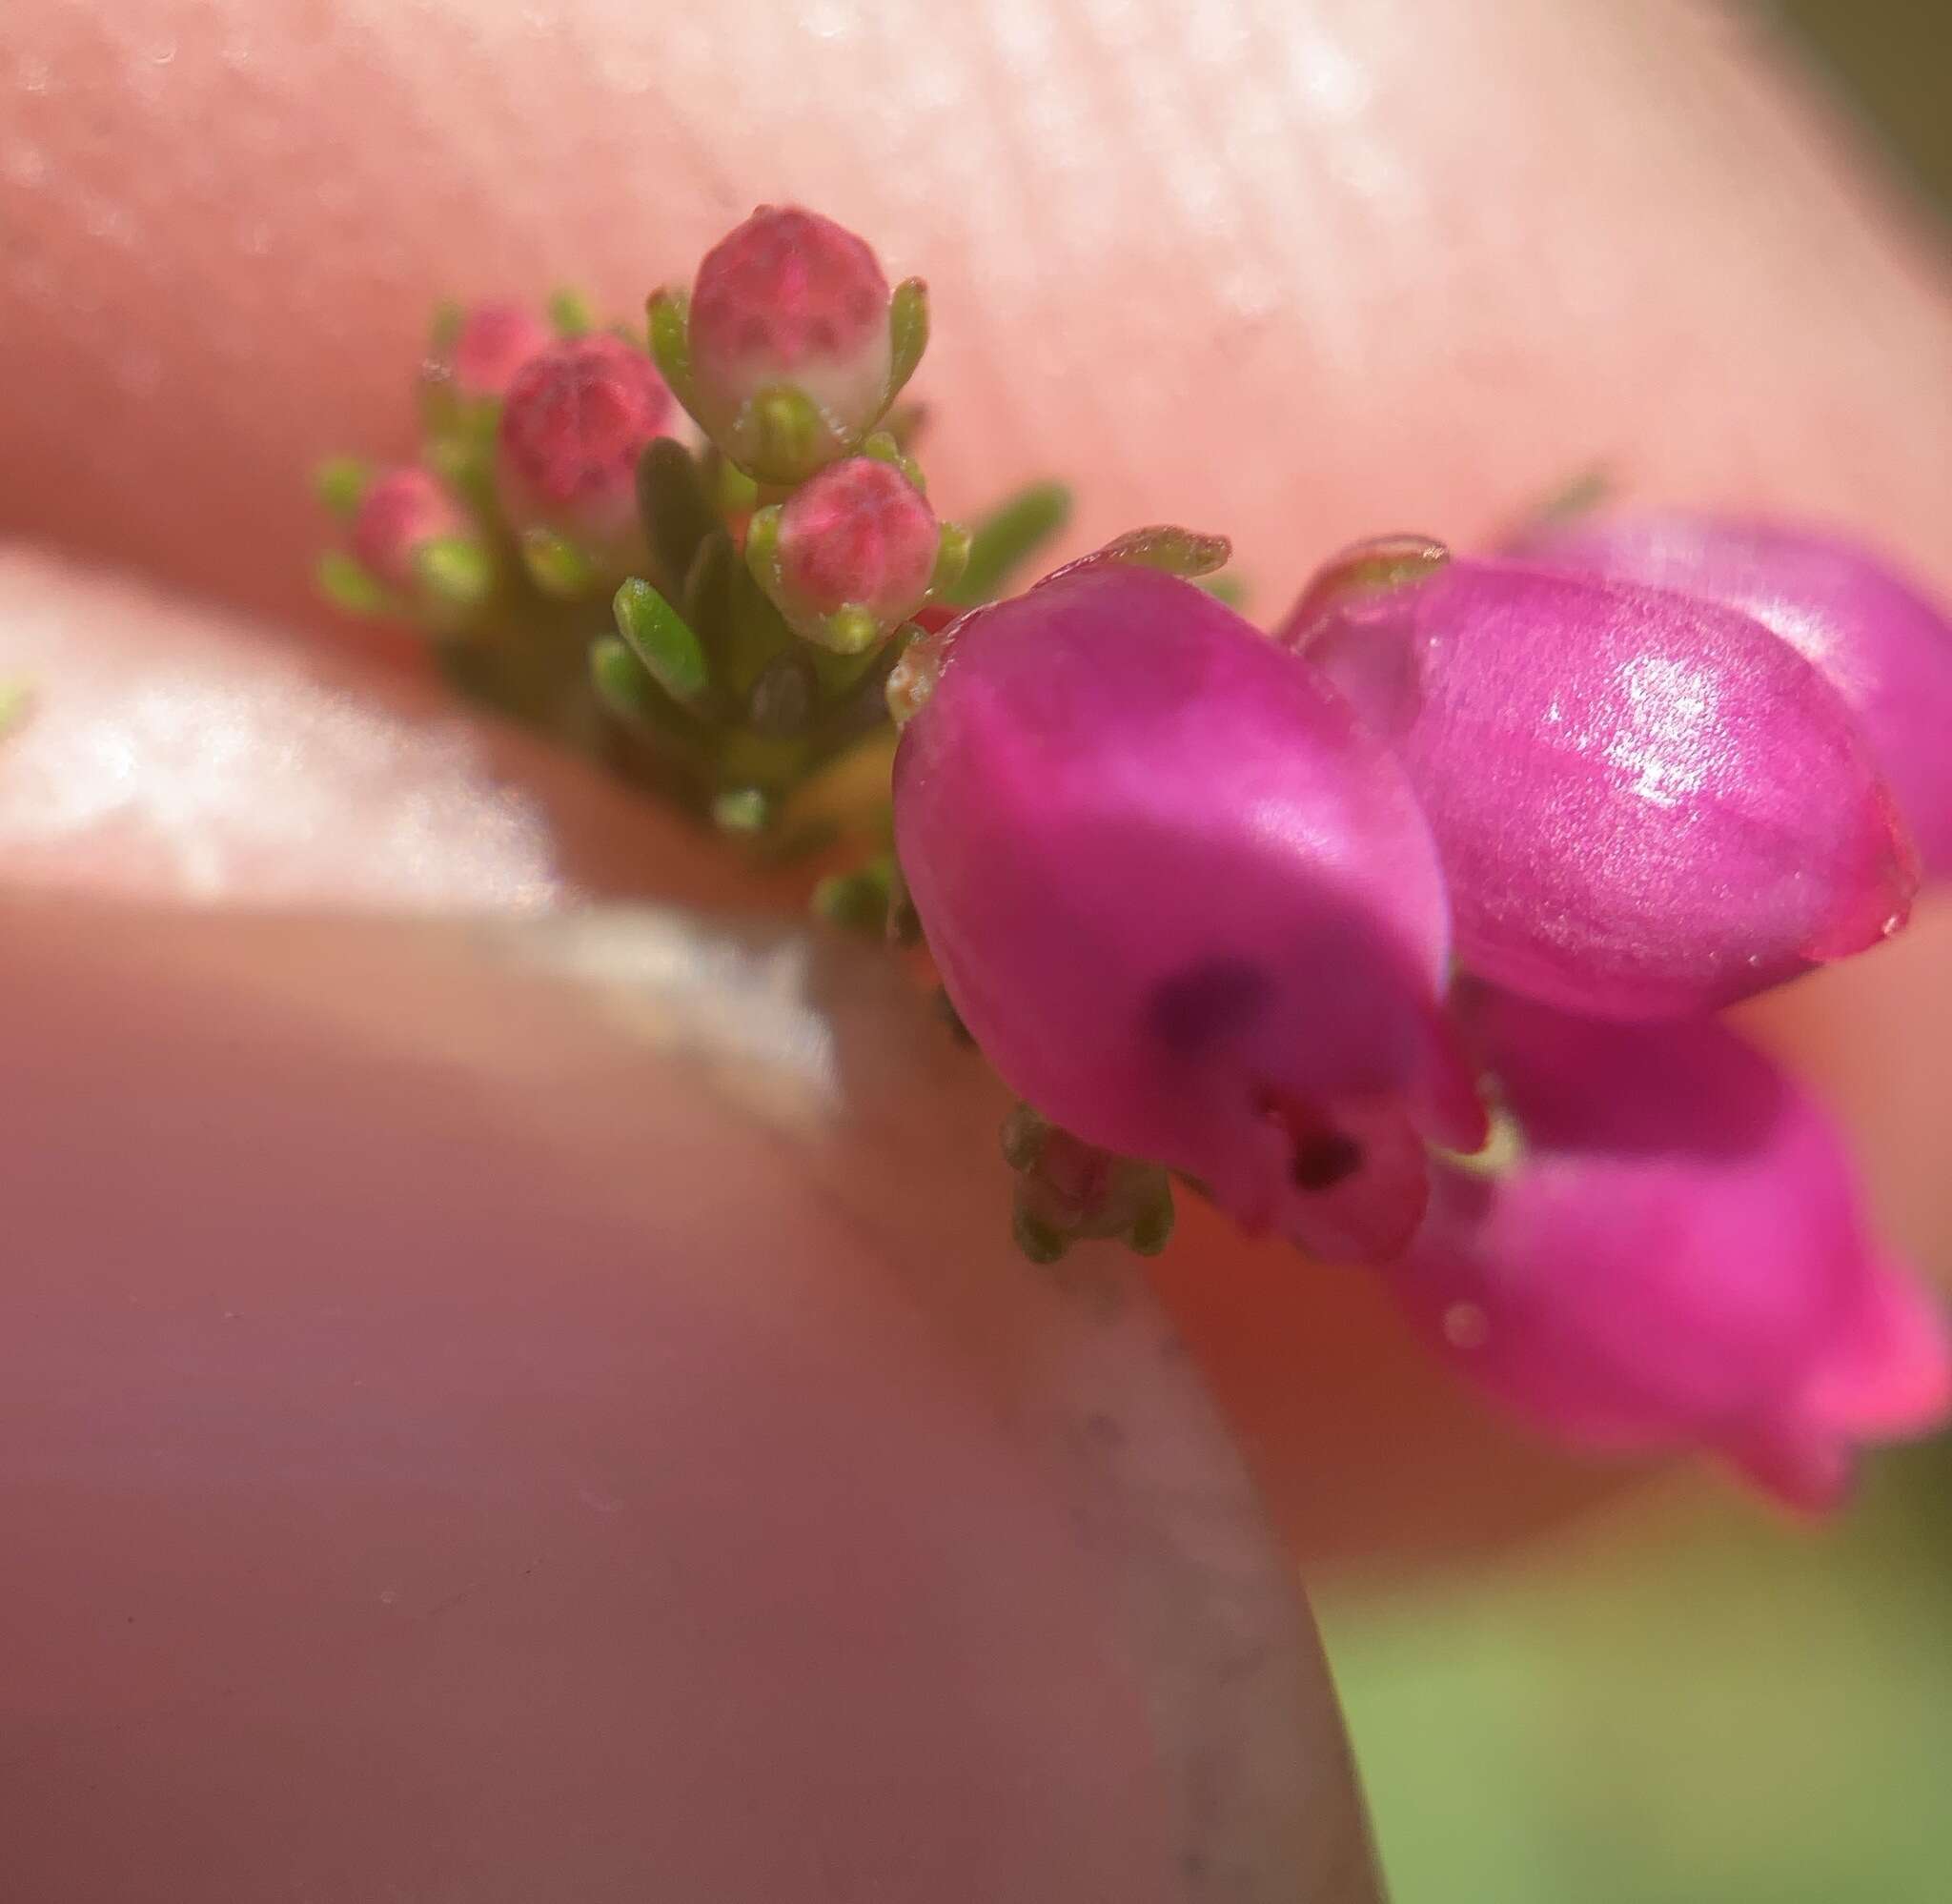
left=1289, top=555, right=1918, bottom=1019
left=1512, top=512, right=1952, bottom=877
left=892, top=562, right=1476, bottom=1265
left=1381, top=989, right=1951, bottom=1507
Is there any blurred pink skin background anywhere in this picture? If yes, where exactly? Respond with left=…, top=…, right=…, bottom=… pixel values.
left=2, top=1, right=1950, bottom=1897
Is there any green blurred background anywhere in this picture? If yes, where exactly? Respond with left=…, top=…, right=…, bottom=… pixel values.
left=1322, top=1438, right=1952, bottom=1902
left=1319, top=9, right=1951, bottom=1898
left=1782, top=1, right=1951, bottom=214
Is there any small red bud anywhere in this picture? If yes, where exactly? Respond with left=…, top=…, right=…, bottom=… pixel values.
left=774, top=456, right=939, bottom=630
left=350, top=468, right=474, bottom=591
left=495, top=334, right=673, bottom=558
left=688, top=206, right=894, bottom=470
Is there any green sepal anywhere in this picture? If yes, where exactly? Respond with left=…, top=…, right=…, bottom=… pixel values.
left=819, top=605, right=882, bottom=657
left=547, top=287, right=595, bottom=336
left=644, top=289, right=699, bottom=413
left=742, top=504, right=783, bottom=600
left=413, top=537, right=495, bottom=616
left=711, top=786, right=772, bottom=835
left=314, top=456, right=374, bottom=521
left=613, top=577, right=710, bottom=707
left=519, top=527, right=598, bottom=598
left=1066, top=523, right=1230, bottom=581
left=316, top=551, right=387, bottom=617
left=859, top=431, right=925, bottom=491
left=943, top=481, right=1072, bottom=606
left=928, top=521, right=971, bottom=599
left=1282, top=535, right=1449, bottom=646
left=423, top=422, right=498, bottom=512
left=886, top=276, right=929, bottom=404
left=745, top=383, right=830, bottom=487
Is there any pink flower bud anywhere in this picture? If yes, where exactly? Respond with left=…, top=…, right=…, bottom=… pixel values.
left=438, top=300, right=554, bottom=402
left=1384, top=991, right=1952, bottom=1508
left=687, top=206, right=895, bottom=471
left=1286, top=555, right=1918, bottom=1019
left=1512, top=513, right=1952, bottom=877
left=495, top=334, right=673, bottom=558
left=892, top=563, right=1485, bottom=1265
left=349, top=467, right=475, bottom=592
left=771, top=456, right=939, bottom=631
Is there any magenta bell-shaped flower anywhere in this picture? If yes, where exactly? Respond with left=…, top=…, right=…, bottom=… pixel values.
left=892, top=561, right=1486, bottom=1265
left=1284, top=552, right=1918, bottom=1019
left=1383, top=990, right=1952, bottom=1508
left=1511, top=513, right=1952, bottom=878
left=495, top=334, right=674, bottom=588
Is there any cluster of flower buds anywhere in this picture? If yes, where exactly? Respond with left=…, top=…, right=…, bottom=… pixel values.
left=891, top=513, right=1952, bottom=1505
left=317, top=201, right=1951, bottom=1506
left=318, top=209, right=1016, bottom=826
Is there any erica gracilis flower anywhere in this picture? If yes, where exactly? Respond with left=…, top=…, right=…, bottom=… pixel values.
left=1284, top=550, right=1918, bottom=1020
left=893, top=560, right=1485, bottom=1265
left=1385, top=991, right=1952, bottom=1508
left=1514, top=512, right=1952, bottom=877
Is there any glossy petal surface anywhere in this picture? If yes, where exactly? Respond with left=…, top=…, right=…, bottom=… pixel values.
left=1293, top=558, right=1917, bottom=1017
left=895, top=564, right=1476, bottom=1263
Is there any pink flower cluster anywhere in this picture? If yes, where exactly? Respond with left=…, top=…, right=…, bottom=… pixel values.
left=317, top=199, right=1951, bottom=1509
left=893, top=520, right=1952, bottom=1506
left=324, top=209, right=943, bottom=638
left=327, top=299, right=681, bottom=611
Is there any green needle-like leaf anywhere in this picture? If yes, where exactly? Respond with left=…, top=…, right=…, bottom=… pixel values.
left=547, top=287, right=595, bottom=336
left=315, top=552, right=387, bottom=616
left=588, top=635, right=657, bottom=724
left=314, top=457, right=373, bottom=520
left=638, top=437, right=722, bottom=602
left=644, top=288, right=697, bottom=412
left=886, top=276, right=930, bottom=402
left=613, top=577, right=710, bottom=706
